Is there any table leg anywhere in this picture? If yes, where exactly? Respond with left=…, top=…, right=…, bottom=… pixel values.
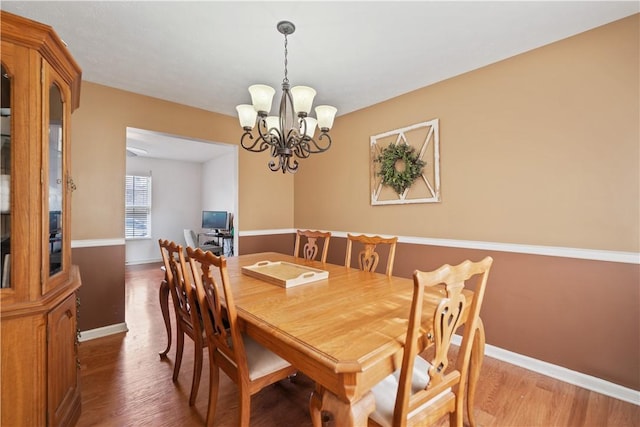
left=309, top=384, right=324, bottom=427
left=467, top=318, right=485, bottom=427
left=310, top=384, right=375, bottom=427
left=158, top=279, right=172, bottom=359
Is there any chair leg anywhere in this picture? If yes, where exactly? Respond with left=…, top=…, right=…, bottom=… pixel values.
left=158, top=280, right=172, bottom=359
left=467, top=319, right=486, bottom=427
left=449, top=411, right=458, bottom=427
left=189, top=338, right=204, bottom=406
left=238, top=386, right=252, bottom=427
left=173, top=329, right=185, bottom=382
left=206, top=357, right=220, bottom=427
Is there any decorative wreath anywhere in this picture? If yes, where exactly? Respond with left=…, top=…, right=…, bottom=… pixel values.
left=374, top=143, right=425, bottom=196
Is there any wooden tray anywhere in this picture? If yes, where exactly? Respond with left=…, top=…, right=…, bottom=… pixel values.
left=241, top=261, right=329, bottom=288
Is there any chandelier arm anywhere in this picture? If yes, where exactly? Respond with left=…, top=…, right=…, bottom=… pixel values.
left=293, top=140, right=312, bottom=159
left=286, top=156, right=299, bottom=173
left=298, top=116, right=308, bottom=137
left=255, top=116, right=288, bottom=158
left=285, top=127, right=301, bottom=149
left=315, top=131, right=333, bottom=151
left=268, top=158, right=281, bottom=172
left=268, top=153, right=299, bottom=174
left=256, top=116, right=275, bottom=144
left=289, top=157, right=299, bottom=173
left=297, top=133, right=332, bottom=156
left=240, top=130, right=272, bottom=153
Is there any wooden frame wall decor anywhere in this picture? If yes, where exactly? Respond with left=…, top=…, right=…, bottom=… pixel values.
left=370, top=119, right=440, bottom=205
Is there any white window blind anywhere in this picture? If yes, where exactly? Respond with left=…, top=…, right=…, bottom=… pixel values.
left=125, top=175, right=152, bottom=239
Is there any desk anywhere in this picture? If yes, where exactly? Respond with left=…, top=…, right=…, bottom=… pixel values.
left=198, top=231, right=233, bottom=256
left=224, top=252, right=482, bottom=426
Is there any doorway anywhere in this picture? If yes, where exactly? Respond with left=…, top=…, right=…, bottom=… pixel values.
left=124, top=127, right=238, bottom=265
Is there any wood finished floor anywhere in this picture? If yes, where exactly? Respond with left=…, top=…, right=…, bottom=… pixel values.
left=76, top=263, right=639, bottom=427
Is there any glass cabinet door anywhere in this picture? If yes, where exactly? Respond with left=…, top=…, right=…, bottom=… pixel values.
left=42, top=57, right=74, bottom=294
left=1, top=64, right=11, bottom=288
left=48, top=83, right=64, bottom=277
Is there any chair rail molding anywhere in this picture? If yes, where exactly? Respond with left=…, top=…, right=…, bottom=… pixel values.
left=239, top=229, right=638, bottom=264
left=72, top=238, right=126, bottom=248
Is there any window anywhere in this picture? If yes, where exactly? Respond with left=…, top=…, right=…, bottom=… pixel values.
left=125, top=175, right=152, bottom=239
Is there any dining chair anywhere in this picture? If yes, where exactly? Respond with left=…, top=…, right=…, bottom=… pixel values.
left=344, top=233, right=398, bottom=276
left=294, top=229, right=331, bottom=263
left=368, top=256, right=493, bottom=427
left=158, top=239, right=207, bottom=406
left=186, top=246, right=297, bottom=427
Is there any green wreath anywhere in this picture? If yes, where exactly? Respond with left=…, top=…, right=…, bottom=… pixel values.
left=374, top=143, right=425, bottom=195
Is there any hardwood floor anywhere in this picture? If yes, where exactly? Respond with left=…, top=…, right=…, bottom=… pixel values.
left=76, top=263, right=639, bottom=426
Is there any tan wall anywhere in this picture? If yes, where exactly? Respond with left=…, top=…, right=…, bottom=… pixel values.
left=70, top=84, right=294, bottom=334
left=294, top=15, right=639, bottom=253
left=69, top=15, right=639, bottom=391
left=71, top=82, right=294, bottom=239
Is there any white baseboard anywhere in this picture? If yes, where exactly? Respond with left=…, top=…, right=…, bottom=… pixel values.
left=78, top=322, right=128, bottom=342
left=451, top=335, right=640, bottom=406
left=125, top=257, right=162, bottom=266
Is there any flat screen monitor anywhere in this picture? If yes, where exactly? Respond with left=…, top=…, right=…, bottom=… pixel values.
left=49, top=211, right=62, bottom=233
left=202, top=210, right=228, bottom=231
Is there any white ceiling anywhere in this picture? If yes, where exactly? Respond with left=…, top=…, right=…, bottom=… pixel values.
left=125, top=127, right=231, bottom=162
left=3, top=1, right=638, bottom=162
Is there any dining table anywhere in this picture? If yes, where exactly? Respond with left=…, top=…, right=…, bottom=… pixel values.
left=159, top=251, right=483, bottom=426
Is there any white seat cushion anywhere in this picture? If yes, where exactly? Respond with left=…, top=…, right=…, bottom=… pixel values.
left=218, top=334, right=292, bottom=381
left=242, top=335, right=291, bottom=381
left=370, top=356, right=449, bottom=427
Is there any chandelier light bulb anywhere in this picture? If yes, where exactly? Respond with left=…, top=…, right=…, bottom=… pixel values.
left=236, top=104, right=257, bottom=129
left=315, top=105, right=337, bottom=130
left=266, top=116, right=280, bottom=135
left=248, top=84, right=276, bottom=114
left=291, top=86, right=317, bottom=115
left=303, top=117, right=317, bottom=137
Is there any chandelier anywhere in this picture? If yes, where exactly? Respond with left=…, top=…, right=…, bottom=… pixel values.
left=236, top=21, right=337, bottom=174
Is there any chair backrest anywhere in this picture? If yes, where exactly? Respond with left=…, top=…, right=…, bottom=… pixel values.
left=294, top=230, right=331, bottom=263
left=393, top=257, right=493, bottom=426
left=184, top=229, right=197, bottom=248
left=159, top=239, right=200, bottom=329
left=186, top=247, right=250, bottom=381
left=344, top=233, right=398, bottom=276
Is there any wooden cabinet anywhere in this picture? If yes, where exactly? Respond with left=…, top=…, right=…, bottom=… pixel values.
left=1, top=11, right=82, bottom=426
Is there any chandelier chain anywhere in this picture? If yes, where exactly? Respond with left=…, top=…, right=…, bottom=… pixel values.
left=283, top=33, right=289, bottom=84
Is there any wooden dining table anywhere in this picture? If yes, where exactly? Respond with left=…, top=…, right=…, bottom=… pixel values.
left=231, top=252, right=483, bottom=426
left=159, top=251, right=482, bottom=426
